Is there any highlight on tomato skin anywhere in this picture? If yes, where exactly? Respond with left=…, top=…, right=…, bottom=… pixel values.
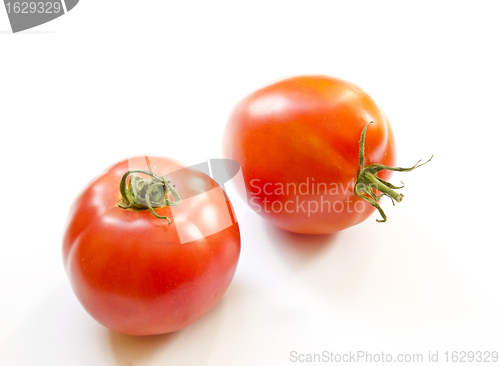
left=62, top=156, right=241, bottom=336
left=223, top=75, right=431, bottom=234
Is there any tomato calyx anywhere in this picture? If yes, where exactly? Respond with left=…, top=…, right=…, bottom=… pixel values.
left=117, top=170, right=181, bottom=224
left=354, top=122, right=433, bottom=223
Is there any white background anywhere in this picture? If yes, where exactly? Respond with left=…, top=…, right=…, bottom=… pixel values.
left=1, top=1, right=499, bottom=365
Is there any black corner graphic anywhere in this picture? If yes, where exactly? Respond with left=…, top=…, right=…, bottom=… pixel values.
left=3, top=0, right=79, bottom=33
left=64, top=0, right=78, bottom=12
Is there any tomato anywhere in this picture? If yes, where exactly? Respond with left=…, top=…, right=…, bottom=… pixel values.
left=63, top=156, right=240, bottom=335
left=223, top=75, right=430, bottom=234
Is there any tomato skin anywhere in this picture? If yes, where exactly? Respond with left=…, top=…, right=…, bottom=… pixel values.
left=63, top=157, right=240, bottom=335
left=223, top=75, right=396, bottom=234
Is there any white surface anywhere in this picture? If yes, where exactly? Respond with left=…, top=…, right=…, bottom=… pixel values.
left=1, top=1, right=499, bottom=365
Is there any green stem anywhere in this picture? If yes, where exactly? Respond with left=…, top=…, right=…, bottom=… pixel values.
left=117, top=169, right=181, bottom=224
left=354, top=122, right=433, bottom=223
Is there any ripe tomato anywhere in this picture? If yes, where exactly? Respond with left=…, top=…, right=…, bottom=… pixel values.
left=63, top=156, right=240, bottom=335
left=223, top=75, right=429, bottom=234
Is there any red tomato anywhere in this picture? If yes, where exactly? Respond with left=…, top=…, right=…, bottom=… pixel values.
left=223, top=75, right=429, bottom=234
left=63, top=156, right=240, bottom=335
